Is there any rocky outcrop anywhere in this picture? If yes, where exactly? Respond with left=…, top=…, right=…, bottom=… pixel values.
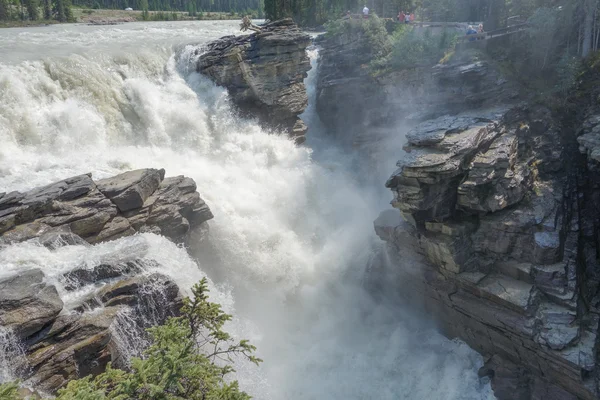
left=197, top=18, right=312, bottom=144
left=377, top=105, right=600, bottom=400
left=0, top=168, right=213, bottom=245
left=0, top=270, right=63, bottom=341
left=316, top=31, right=519, bottom=145
left=0, top=169, right=213, bottom=394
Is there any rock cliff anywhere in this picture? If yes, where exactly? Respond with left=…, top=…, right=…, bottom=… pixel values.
left=376, top=105, right=600, bottom=400
left=197, top=18, right=312, bottom=144
left=317, top=24, right=600, bottom=400
left=0, top=169, right=212, bottom=394
left=316, top=32, right=519, bottom=145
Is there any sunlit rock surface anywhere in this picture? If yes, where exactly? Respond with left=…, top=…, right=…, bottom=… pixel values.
left=198, top=18, right=312, bottom=143
left=0, top=168, right=213, bottom=245
left=377, top=105, right=600, bottom=400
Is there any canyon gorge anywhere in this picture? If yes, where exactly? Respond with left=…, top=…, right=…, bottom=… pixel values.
left=1, top=16, right=598, bottom=400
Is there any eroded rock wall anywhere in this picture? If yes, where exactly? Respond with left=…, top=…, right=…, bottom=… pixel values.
left=377, top=106, right=600, bottom=400
left=198, top=18, right=312, bottom=143
left=316, top=31, right=519, bottom=145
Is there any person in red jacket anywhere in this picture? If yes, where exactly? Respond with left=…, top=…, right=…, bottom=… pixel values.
left=398, top=11, right=405, bottom=22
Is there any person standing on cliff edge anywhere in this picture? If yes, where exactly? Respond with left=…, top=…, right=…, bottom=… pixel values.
left=363, top=5, right=369, bottom=18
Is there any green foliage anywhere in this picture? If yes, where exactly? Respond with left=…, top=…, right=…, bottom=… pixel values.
left=325, top=15, right=391, bottom=57
left=69, top=0, right=260, bottom=17
left=0, top=0, right=8, bottom=20
left=526, top=7, right=561, bottom=69
left=371, top=25, right=458, bottom=70
left=23, top=0, right=40, bottom=19
left=554, top=54, right=580, bottom=98
left=0, top=381, right=20, bottom=400
left=56, top=277, right=261, bottom=400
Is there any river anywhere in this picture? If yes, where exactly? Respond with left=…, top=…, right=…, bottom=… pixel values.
left=0, top=21, right=494, bottom=399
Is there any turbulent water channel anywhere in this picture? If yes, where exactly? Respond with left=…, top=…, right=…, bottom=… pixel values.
left=0, top=21, right=494, bottom=399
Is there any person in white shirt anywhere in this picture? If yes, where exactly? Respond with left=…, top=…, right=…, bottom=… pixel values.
left=362, top=5, right=369, bottom=17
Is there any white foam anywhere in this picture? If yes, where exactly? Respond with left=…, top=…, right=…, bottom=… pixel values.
left=0, top=25, right=495, bottom=400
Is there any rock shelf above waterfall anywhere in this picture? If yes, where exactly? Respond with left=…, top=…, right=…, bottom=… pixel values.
left=0, top=168, right=213, bottom=245
left=196, top=18, right=312, bottom=144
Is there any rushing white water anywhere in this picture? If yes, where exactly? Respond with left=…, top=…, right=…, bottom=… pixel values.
left=0, top=22, right=494, bottom=399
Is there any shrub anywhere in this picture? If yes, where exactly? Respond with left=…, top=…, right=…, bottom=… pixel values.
left=375, top=25, right=458, bottom=70
left=0, top=381, right=20, bottom=400
left=325, top=16, right=391, bottom=59
left=2, top=278, right=261, bottom=400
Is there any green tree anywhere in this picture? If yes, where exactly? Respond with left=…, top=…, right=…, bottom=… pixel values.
left=43, top=0, right=52, bottom=18
left=56, top=277, right=261, bottom=400
left=0, top=0, right=9, bottom=20
left=23, top=0, right=39, bottom=19
left=0, top=382, right=20, bottom=400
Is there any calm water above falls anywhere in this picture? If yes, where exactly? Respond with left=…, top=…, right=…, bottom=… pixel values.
left=0, top=21, right=495, bottom=399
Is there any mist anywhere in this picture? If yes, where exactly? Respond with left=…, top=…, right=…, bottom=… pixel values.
left=0, top=23, right=494, bottom=399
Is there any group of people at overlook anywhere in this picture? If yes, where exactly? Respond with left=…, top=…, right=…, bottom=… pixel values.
left=344, top=7, right=486, bottom=42
left=396, top=11, right=415, bottom=23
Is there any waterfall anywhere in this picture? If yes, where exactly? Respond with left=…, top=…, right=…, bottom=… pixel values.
left=0, top=22, right=494, bottom=399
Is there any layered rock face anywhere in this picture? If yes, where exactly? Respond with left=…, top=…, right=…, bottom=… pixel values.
left=316, top=32, right=519, bottom=145
left=0, top=168, right=213, bottom=245
left=0, top=169, right=213, bottom=394
left=377, top=106, right=600, bottom=400
left=197, top=18, right=312, bottom=143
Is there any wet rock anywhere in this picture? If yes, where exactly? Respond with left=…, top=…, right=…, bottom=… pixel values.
left=38, top=230, right=90, bottom=250
left=386, top=111, right=505, bottom=224
left=125, top=175, right=213, bottom=240
left=62, top=261, right=144, bottom=291
left=0, top=269, right=63, bottom=340
left=0, top=169, right=213, bottom=244
left=24, top=272, right=180, bottom=393
left=96, top=168, right=164, bottom=213
left=198, top=19, right=311, bottom=143
left=27, top=306, right=122, bottom=393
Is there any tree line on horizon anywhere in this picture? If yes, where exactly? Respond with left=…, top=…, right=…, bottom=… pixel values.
left=0, top=0, right=73, bottom=21
left=71, top=0, right=262, bottom=16
left=265, top=0, right=600, bottom=45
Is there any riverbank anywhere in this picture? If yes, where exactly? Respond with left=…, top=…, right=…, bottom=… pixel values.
left=0, top=19, right=61, bottom=28
left=0, top=9, right=248, bottom=28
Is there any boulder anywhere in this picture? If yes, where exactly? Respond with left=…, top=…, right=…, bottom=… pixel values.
left=96, top=168, right=164, bottom=212
left=25, top=272, right=181, bottom=393
left=0, top=269, right=63, bottom=340
left=386, top=111, right=505, bottom=224
left=197, top=19, right=312, bottom=143
left=0, top=169, right=213, bottom=245
left=27, top=306, right=123, bottom=392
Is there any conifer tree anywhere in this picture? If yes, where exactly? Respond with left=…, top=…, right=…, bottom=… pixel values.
left=0, top=0, right=9, bottom=20
left=43, top=0, right=52, bottom=18
left=23, top=0, right=40, bottom=20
